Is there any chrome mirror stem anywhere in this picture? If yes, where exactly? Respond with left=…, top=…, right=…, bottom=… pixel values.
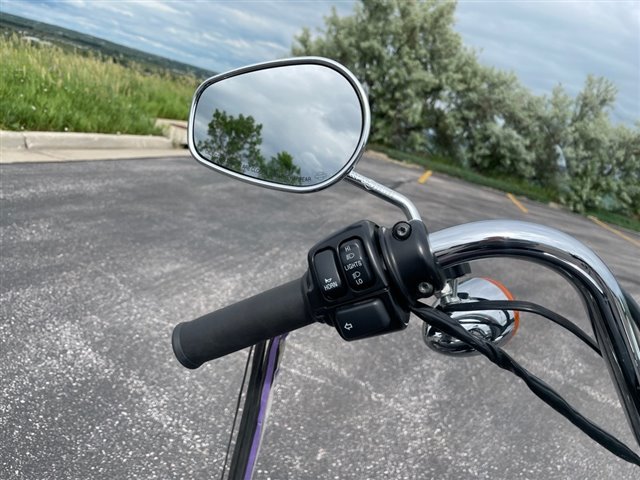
left=346, top=170, right=421, bottom=221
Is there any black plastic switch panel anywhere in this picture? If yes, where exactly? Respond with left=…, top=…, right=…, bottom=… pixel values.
left=313, top=249, right=346, bottom=299
left=335, top=299, right=391, bottom=340
left=339, top=239, right=374, bottom=290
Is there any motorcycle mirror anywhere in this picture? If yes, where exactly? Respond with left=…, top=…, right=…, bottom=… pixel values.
left=189, top=57, right=370, bottom=193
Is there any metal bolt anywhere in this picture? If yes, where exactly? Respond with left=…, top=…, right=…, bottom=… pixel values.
left=393, top=221, right=412, bottom=240
left=418, top=282, right=434, bottom=296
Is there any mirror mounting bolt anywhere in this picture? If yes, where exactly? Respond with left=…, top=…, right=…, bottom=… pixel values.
left=417, top=282, right=434, bottom=296
left=393, top=221, right=412, bottom=240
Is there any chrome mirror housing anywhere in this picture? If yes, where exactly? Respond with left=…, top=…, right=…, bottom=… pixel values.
left=189, top=57, right=370, bottom=193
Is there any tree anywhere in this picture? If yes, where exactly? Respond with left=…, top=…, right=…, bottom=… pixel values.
left=439, top=63, right=541, bottom=179
left=197, top=109, right=264, bottom=171
left=539, top=77, right=637, bottom=213
left=294, top=0, right=639, bottom=216
left=294, top=1, right=540, bottom=178
left=197, top=108, right=302, bottom=184
left=294, top=0, right=467, bottom=151
left=614, top=124, right=640, bottom=216
left=262, top=151, right=300, bottom=183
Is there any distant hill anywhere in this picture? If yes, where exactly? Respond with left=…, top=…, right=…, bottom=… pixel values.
left=0, top=12, right=216, bottom=79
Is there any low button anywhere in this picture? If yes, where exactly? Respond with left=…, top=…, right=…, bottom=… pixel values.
left=313, top=249, right=346, bottom=299
left=339, top=239, right=374, bottom=290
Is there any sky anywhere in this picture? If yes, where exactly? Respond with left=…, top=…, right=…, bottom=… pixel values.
left=2, top=0, right=638, bottom=125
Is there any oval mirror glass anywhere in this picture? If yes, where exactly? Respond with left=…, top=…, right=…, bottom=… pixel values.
left=189, top=58, right=369, bottom=192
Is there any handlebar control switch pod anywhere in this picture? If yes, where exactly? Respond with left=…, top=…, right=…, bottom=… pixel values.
left=306, top=219, right=445, bottom=341
left=306, top=220, right=409, bottom=341
left=423, top=277, right=519, bottom=356
left=378, top=220, right=445, bottom=303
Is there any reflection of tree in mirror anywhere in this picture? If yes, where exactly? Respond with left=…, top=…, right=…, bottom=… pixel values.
left=262, top=151, right=297, bottom=182
left=197, top=109, right=262, bottom=171
left=197, top=109, right=302, bottom=185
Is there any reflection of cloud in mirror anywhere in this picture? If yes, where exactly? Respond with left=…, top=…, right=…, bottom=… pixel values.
left=299, top=151, right=322, bottom=175
left=193, top=64, right=362, bottom=186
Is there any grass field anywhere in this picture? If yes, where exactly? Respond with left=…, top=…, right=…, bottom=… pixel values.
left=0, top=35, right=198, bottom=135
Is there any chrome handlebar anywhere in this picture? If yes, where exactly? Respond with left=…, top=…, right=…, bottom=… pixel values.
left=430, top=220, right=640, bottom=446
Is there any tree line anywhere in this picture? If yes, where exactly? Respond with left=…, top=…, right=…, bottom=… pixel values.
left=293, top=0, right=639, bottom=217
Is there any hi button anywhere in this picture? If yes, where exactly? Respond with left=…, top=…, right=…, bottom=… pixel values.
left=339, top=239, right=374, bottom=290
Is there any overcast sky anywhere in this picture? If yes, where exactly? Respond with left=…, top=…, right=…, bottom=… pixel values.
left=2, top=0, right=638, bottom=125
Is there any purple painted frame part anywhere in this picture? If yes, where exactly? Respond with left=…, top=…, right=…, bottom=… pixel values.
left=243, top=334, right=288, bottom=480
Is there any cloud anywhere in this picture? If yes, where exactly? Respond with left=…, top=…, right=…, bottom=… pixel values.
left=93, top=2, right=135, bottom=18
left=455, top=0, right=639, bottom=124
left=130, top=0, right=185, bottom=16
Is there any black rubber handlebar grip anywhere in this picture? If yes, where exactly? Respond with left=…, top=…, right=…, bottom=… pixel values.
left=172, top=277, right=313, bottom=369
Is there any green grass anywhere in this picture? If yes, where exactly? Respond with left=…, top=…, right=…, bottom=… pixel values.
left=586, top=210, right=640, bottom=233
left=0, top=35, right=199, bottom=135
left=371, top=144, right=640, bottom=233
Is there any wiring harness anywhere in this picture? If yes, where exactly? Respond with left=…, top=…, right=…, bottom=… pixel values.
left=413, top=299, right=640, bottom=466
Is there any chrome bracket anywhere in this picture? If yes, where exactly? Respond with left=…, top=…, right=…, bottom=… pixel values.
left=345, top=170, right=421, bottom=221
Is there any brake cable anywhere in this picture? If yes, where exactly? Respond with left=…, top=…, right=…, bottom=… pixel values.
left=442, top=299, right=601, bottom=355
left=220, top=344, right=255, bottom=480
left=411, top=302, right=640, bottom=467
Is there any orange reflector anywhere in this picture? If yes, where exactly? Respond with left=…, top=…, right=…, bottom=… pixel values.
left=482, top=277, right=520, bottom=334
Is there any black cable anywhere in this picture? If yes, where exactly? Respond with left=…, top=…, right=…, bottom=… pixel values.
left=220, top=345, right=255, bottom=480
left=441, top=299, right=601, bottom=355
left=412, top=304, right=640, bottom=467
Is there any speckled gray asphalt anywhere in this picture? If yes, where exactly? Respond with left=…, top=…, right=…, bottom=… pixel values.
left=1, top=153, right=639, bottom=480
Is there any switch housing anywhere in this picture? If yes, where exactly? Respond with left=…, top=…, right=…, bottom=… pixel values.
left=306, top=220, right=410, bottom=341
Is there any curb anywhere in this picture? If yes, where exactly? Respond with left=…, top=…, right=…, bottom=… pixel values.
left=155, top=118, right=188, bottom=147
left=365, top=149, right=422, bottom=170
left=1, top=130, right=174, bottom=150
left=0, top=148, right=189, bottom=164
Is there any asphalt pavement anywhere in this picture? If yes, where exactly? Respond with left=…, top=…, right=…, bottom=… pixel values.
left=1, top=153, right=639, bottom=479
